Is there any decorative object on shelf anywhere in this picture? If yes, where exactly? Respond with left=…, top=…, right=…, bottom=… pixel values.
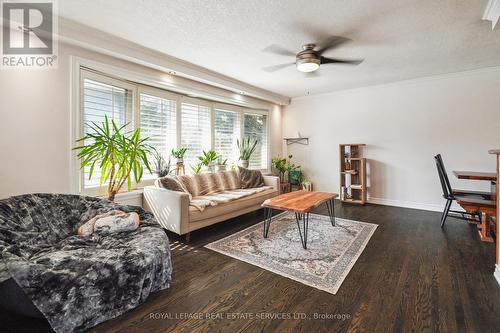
left=171, top=147, right=188, bottom=176
left=198, top=150, right=218, bottom=173
left=339, top=144, right=367, bottom=205
left=152, top=151, right=172, bottom=177
left=216, top=156, right=228, bottom=172
left=73, top=115, right=154, bottom=201
left=237, top=137, right=258, bottom=168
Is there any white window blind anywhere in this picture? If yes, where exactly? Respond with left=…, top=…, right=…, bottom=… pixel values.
left=244, top=113, right=268, bottom=169
left=180, top=101, right=211, bottom=170
left=139, top=93, right=177, bottom=178
left=214, top=108, right=241, bottom=166
left=82, top=78, right=132, bottom=188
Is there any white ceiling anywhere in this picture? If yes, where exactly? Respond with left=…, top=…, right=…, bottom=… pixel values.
left=59, top=0, right=500, bottom=98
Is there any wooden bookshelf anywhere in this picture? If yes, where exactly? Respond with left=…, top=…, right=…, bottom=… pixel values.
left=340, top=144, right=367, bottom=205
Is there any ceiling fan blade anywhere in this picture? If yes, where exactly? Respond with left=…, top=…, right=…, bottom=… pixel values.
left=262, top=62, right=295, bottom=72
left=316, top=36, right=352, bottom=55
left=262, top=44, right=296, bottom=57
left=320, top=57, right=364, bottom=65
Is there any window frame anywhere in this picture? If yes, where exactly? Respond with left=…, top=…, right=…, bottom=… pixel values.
left=75, top=68, right=271, bottom=196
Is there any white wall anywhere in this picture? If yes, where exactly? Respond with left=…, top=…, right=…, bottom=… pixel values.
left=0, top=43, right=282, bottom=199
left=283, top=68, right=500, bottom=211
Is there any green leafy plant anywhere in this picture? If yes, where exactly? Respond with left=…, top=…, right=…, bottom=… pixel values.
left=190, top=163, right=202, bottom=175
left=237, top=137, right=258, bottom=161
left=198, top=150, right=218, bottom=166
left=217, top=156, right=227, bottom=165
left=152, top=151, right=172, bottom=178
left=74, top=115, right=154, bottom=201
left=272, top=155, right=301, bottom=183
left=171, top=147, right=188, bottom=159
left=271, top=156, right=288, bottom=182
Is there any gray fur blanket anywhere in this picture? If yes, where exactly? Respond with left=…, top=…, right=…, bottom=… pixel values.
left=0, top=193, right=172, bottom=333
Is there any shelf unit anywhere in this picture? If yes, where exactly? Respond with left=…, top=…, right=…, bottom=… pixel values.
left=339, top=144, right=366, bottom=205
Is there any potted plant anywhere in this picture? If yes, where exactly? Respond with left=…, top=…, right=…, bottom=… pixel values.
left=151, top=150, right=172, bottom=178
left=271, top=156, right=288, bottom=183
left=237, top=137, right=258, bottom=168
left=190, top=163, right=202, bottom=175
left=287, top=155, right=301, bottom=185
left=73, top=115, right=154, bottom=201
left=171, top=147, right=188, bottom=175
left=198, top=150, right=218, bottom=173
left=216, top=156, right=228, bottom=172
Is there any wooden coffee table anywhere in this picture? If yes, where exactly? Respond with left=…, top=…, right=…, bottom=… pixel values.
left=261, top=190, right=339, bottom=249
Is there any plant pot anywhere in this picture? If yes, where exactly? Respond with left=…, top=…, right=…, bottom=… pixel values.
left=239, top=160, right=249, bottom=168
left=288, top=170, right=301, bottom=185
left=204, top=164, right=216, bottom=173
left=216, top=165, right=227, bottom=172
left=176, top=157, right=184, bottom=164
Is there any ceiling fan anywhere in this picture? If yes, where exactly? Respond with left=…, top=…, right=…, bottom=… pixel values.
left=262, top=36, right=363, bottom=74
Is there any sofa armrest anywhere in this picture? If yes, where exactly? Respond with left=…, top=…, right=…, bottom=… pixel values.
left=263, top=175, right=280, bottom=191
left=143, top=186, right=190, bottom=235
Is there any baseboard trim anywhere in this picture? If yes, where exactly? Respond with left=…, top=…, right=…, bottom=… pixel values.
left=495, top=265, right=500, bottom=287
left=367, top=197, right=459, bottom=213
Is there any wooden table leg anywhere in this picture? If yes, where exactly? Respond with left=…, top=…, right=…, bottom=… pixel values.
left=478, top=212, right=494, bottom=243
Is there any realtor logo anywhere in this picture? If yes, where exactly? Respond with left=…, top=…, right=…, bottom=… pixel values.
left=1, top=0, right=58, bottom=68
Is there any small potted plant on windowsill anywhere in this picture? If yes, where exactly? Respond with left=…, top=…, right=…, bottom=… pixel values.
left=199, top=150, right=218, bottom=173
left=216, top=156, right=228, bottom=172
left=152, top=151, right=172, bottom=178
left=237, top=137, right=258, bottom=168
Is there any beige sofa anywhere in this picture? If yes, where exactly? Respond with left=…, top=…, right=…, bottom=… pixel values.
left=143, top=175, right=279, bottom=237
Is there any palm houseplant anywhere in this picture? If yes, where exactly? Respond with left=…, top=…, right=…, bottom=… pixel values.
left=74, top=116, right=154, bottom=201
left=237, top=137, right=258, bottom=168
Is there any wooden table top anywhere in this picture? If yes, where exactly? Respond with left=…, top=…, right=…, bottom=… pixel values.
left=262, top=190, right=338, bottom=213
left=453, top=171, right=497, bottom=181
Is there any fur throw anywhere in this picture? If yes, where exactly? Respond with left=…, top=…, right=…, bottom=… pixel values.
left=0, top=194, right=172, bottom=333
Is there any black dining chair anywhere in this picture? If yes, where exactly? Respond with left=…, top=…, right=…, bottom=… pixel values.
left=434, top=154, right=488, bottom=227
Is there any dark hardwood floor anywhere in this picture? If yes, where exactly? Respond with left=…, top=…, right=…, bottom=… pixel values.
left=2, top=202, right=499, bottom=332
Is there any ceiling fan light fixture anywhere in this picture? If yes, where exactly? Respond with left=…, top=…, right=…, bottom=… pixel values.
left=296, top=58, right=320, bottom=72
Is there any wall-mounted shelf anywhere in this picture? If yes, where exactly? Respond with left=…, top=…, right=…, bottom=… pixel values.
left=340, top=144, right=367, bottom=205
left=284, top=137, right=309, bottom=146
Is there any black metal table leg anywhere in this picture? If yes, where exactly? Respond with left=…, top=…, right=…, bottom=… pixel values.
left=295, top=212, right=309, bottom=249
left=263, top=207, right=272, bottom=238
left=326, top=199, right=336, bottom=226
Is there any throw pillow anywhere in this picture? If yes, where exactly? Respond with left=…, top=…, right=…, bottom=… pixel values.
left=78, top=210, right=125, bottom=236
left=238, top=167, right=265, bottom=189
left=94, top=212, right=140, bottom=235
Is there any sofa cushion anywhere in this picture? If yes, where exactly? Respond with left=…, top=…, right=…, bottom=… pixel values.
left=238, top=167, right=265, bottom=189
left=177, top=171, right=240, bottom=197
left=155, top=175, right=191, bottom=196
left=189, top=188, right=277, bottom=222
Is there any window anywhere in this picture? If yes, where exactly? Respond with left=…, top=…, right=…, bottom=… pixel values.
left=244, top=113, right=268, bottom=169
left=77, top=69, right=270, bottom=194
left=180, top=100, right=211, bottom=169
left=81, top=76, right=132, bottom=189
left=139, top=91, right=177, bottom=179
left=214, top=107, right=241, bottom=166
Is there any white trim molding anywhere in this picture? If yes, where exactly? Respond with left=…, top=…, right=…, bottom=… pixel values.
left=59, top=18, right=290, bottom=106
left=495, top=265, right=500, bottom=287
left=483, top=0, right=500, bottom=30
left=367, top=196, right=461, bottom=213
